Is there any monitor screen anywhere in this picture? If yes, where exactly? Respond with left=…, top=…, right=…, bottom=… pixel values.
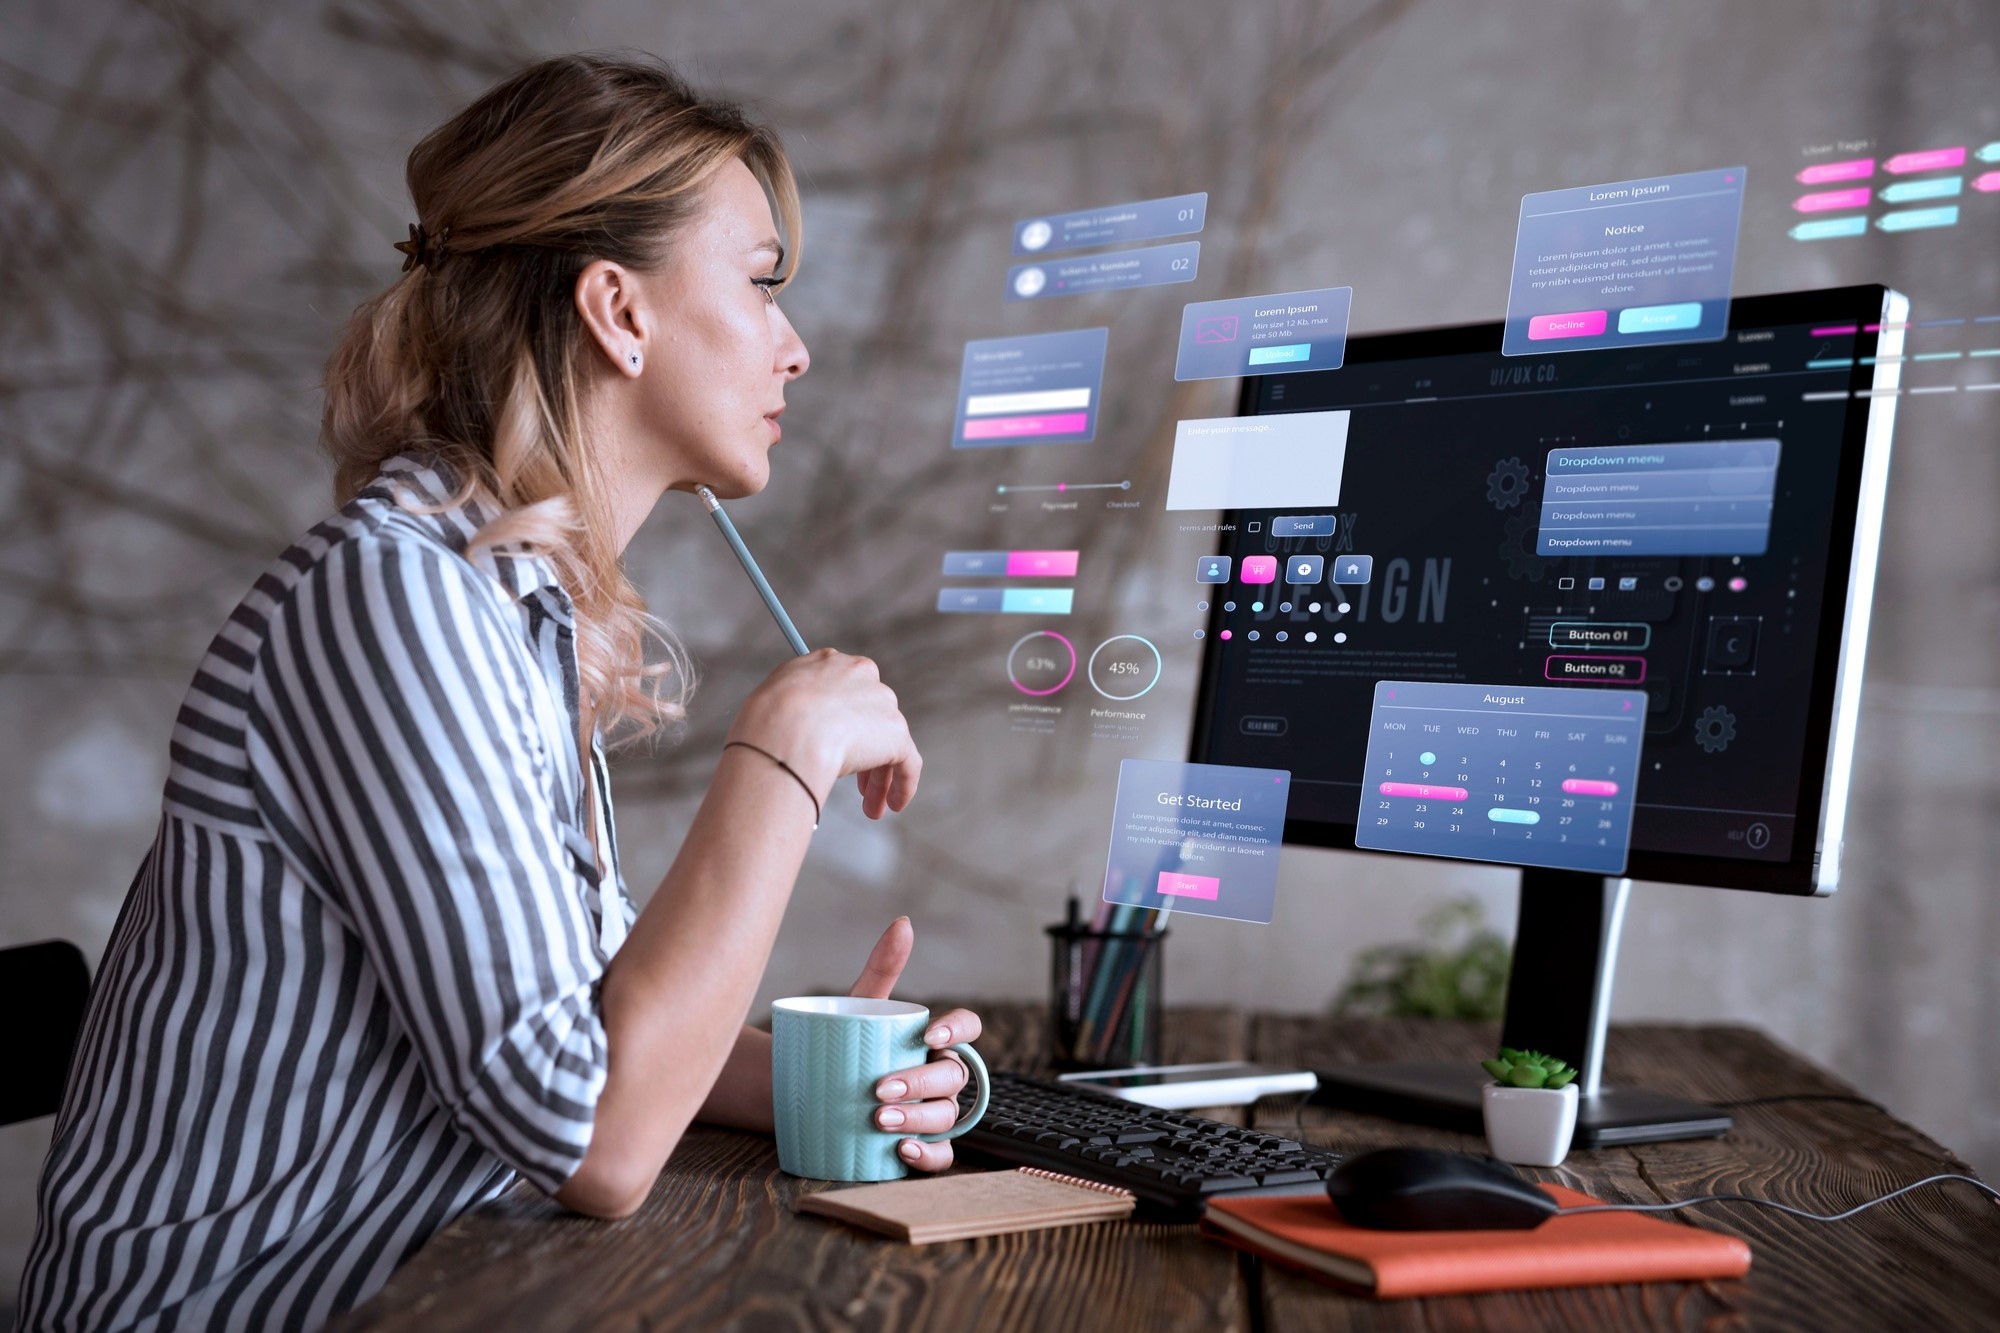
left=1188, top=286, right=1896, bottom=895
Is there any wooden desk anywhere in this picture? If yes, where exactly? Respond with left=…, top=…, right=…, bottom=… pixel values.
left=331, top=1005, right=2000, bottom=1332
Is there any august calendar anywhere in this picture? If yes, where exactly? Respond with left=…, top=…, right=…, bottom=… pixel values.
left=1354, top=681, right=1647, bottom=875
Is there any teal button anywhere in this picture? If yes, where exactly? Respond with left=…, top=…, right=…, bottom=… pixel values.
left=1487, top=808, right=1541, bottom=825
left=1617, top=302, right=1704, bottom=334
left=1001, top=587, right=1074, bottom=615
left=1247, top=342, right=1312, bottom=365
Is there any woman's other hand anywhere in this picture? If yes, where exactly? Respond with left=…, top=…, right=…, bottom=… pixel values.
left=730, top=648, right=920, bottom=819
left=847, top=917, right=981, bottom=1173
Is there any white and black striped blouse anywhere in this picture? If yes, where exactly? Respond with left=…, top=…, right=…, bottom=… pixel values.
left=17, top=452, right=634, bottom=1332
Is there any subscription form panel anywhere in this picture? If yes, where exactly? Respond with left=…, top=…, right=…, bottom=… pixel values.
left=951, top=328, right=1108, bottom=448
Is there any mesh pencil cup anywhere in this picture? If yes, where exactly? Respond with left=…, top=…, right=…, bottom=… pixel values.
left=1045, top=920, right=1166, bottom=1070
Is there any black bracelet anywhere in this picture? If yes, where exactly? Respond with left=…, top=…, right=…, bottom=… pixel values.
left=722, top=740, right=821, bottom=829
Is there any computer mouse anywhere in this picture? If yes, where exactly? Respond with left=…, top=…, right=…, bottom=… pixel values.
left=1325, top=1147, right=1560, bottom=1230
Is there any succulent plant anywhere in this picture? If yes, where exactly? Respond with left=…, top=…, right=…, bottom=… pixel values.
left=1481, top=1047, right=1578, bottom=1090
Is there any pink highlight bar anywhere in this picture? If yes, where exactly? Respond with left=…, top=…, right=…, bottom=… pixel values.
left=1810, top=325, right=1859, bottom=337
left=1885, top=146, right=1966, bottom=175
left=1379, top=781, right=1470, bottom=801
left=1793, top=187, right=1872, bottom=213
left=1974, top=172, right=2000, bottom=194
left=1796, top=158, right=1874, bottom=185
left=1562, top=778, right=1621, bottom=797
left=961, top=411, right=1090, bottom=441
left=1005, top=549, right=1079, bottom=577
left=1527, top=310, right=1607, bottom=341
left=1157, top=871, right=1221, bottom=901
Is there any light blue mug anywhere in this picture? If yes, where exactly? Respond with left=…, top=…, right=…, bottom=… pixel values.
left=772, top=996, right=991, bottom=1181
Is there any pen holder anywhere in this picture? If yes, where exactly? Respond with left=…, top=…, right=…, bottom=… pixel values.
left=1045, top=921, right=1166, bottom=1070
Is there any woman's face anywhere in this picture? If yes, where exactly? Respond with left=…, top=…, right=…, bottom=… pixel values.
left=585, top=158, right=809, bottom=500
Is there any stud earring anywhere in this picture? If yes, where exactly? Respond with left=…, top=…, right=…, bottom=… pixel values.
left=628, top=352, right=641, bottom=370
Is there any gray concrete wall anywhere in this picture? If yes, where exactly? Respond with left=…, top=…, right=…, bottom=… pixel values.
left=5, top=0, right=1997, bottom=1301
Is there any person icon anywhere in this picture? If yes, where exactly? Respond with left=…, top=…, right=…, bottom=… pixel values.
left=1018, top=219, right=1053, bottom=251
left=1012, top=265, right=1047, bottom=298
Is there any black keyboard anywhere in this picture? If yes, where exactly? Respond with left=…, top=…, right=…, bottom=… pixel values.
left=958, top=1071, right=1343, bottom=1221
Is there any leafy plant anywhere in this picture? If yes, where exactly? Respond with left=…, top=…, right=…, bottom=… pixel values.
left=1333, top=898, right=1511, bottom=1020
left=1482, top=1047, right=1577, bottom=1090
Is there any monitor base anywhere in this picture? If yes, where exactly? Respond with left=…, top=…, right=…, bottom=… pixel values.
left=1306, top=868, right=1733, bottom=1147
left=1310, top=1060, right=1732, bottom=1147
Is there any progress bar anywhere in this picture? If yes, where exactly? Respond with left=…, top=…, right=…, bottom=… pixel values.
left=996, top=480, right=1132, bottom=495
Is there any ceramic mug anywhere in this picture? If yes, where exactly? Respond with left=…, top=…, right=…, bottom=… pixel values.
left=771, top=996, right=991, bottom=1181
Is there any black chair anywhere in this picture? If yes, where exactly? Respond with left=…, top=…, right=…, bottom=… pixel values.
left=0, top=940, right=90, bottom=1125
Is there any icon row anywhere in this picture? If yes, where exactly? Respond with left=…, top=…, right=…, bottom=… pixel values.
left=1197, top=554, right=1373, bottom=586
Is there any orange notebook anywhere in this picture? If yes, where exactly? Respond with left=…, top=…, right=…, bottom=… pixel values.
left=1202, top=1185, right=1750, bottom=1299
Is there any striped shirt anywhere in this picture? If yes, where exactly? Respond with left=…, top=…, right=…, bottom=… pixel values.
left=18, top=452, right=634, bottom=1332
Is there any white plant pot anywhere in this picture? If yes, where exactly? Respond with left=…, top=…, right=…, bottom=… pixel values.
left=1482, top=1082, right=1579, bottom=1167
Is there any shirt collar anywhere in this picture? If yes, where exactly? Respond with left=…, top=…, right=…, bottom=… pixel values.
left=373, top=451, right=570, bottom=612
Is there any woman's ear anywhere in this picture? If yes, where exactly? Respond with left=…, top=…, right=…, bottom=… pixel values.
left=575, top=259, right=649, bottom=376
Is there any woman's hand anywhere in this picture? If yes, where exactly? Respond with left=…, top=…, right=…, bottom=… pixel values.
left=729, top=648, right=921, bottom=819
left=847, top=917, right=982, bottom=1173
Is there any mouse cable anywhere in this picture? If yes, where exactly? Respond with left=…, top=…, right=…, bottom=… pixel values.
left=1556, top=1174, right=2000, bottom=1223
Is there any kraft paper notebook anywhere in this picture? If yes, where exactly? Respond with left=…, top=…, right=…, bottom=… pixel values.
left=797, top=1167, right=1135, bottom=1244
left=1202, top=1184, right=1751, bottom=1299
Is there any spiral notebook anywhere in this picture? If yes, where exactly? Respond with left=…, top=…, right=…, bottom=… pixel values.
left=797, top=1167, right=1136, bottom=1244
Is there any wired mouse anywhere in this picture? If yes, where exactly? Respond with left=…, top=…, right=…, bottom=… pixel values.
left=1325, top=1147, right=1561, bottom=1230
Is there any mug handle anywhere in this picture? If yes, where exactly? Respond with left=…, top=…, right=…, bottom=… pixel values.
left=918, top=1043, right=990, bottom=1142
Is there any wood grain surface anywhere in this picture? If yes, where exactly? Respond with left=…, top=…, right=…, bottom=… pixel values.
left=330, top=1006, right=2000, bottom=1333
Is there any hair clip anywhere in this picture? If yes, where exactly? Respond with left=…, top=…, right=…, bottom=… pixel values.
left=392, top=221, right=451, bottom=272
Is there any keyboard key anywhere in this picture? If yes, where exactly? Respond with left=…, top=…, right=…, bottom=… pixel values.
left=1254, top=1168, right=1326, bottom=1187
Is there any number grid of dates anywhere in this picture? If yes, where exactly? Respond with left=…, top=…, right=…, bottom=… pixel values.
left=1354, top=680, right=1648, bottom=875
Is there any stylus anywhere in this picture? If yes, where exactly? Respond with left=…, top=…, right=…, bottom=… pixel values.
left=694, top=485, right=810, bottom=657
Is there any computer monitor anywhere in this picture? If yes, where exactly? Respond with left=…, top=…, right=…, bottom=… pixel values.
left=1187, top=284, right=1903, bottom=1144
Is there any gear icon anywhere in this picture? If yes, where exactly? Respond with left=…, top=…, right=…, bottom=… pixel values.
left=1486, top=456, right=1533, bottom=509
left=1693, top=705, right=1738, bottom=754
left=1498, top=511, right=1552, bottom=582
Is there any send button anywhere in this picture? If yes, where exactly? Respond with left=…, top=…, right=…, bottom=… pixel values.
left=1618, top=302, right=1704, bottom=334
left=1247, top=342, right=1312, bottom=365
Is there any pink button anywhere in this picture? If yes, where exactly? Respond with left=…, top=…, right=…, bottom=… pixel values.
left=1792, top=187, right=1872, bottom=213
left=1005, top=549, right=1080, bottom=577
left=1544, top=654, right=1646, bottom=684
left=1795, top=157, right=1875, bottom=185
left=1240, top=555, right=1278, bottom=584
left=1562, top=779, right=1620, bottom=797
left=1884, top=146, right=1965, bottom=174
left=1379, top=782, right=1470, bottom=801
left=1528, top=310, right=1608, bottom=341
left=1157, top=871, right=1221, bottom=900
left=961, top=412, right=1090, bottom=440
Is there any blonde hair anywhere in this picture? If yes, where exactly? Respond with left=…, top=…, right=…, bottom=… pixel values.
left=319, top=51, right=802, bottom=746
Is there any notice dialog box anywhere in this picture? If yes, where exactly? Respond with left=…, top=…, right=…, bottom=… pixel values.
left=1503, top=166, right=1745, bottom=356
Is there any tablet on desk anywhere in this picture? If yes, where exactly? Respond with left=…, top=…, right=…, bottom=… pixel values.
left=1058, top=1061, right=1317, bottom=1109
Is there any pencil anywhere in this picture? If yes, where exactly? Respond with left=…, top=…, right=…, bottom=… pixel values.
left=694, top=485, right=810, bottom=656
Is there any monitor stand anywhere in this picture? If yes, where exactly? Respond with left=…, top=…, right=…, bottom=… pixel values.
left=1312, top=868, right=1733, bottom=1147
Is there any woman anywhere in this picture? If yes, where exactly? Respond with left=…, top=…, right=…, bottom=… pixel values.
left=19, top=52, right=980, bottom=1332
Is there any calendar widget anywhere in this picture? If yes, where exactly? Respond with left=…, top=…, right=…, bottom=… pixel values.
left=1355, top=681, right=1646, bottom=875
